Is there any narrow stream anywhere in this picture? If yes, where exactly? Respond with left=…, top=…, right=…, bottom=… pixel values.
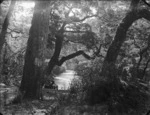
left=54, top=70, right=80, bottom=90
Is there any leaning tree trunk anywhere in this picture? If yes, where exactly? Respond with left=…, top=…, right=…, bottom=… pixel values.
left=101, top=1, right=150, bottom=80
left=0, top=0, right=16, bottom=55
left=20, top=1, right=50, bottom=99
left=0, top=0, right=16, bottom=76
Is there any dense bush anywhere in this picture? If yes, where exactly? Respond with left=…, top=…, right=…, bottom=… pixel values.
left=70, top=58, right=150, bottom=114
left=1, top=56, right=23, bottom=86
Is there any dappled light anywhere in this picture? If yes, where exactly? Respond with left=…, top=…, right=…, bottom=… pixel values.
left=54, top=70, right=80, bottom=90
left=0, top=0, right=150, bottom=115
left=15, top=2, right=35, bottom=19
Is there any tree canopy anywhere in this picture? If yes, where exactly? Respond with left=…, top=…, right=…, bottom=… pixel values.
left=1, top=0, right=150, bottom=114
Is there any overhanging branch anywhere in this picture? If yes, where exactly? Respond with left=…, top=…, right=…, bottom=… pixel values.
left=104, top=8, right=150, bottom=64
left=102, top=7, right=150, bottom=76
left=65, top=30, right=86, bottom=33
left=75, top=15, right=97, bottom=22
left=57, top=50, right=94, bottom=66
left=66, top=15, right=97, bottom=24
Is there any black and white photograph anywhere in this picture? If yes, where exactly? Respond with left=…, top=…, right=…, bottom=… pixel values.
left=0, top=0, right=150, bottom=115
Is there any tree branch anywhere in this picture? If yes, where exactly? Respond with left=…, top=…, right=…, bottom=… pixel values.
left=74, top=15, right=97, bottom=22
left=94, top=44, right=102, bottom=56
left=8, top=27, right=23, bottom=34
left=142, top=0, right=150, bottom=7
left=104, top=8, right=150, bottom=64
left=142, top=58, right=150, bottom=80
left=57, top=50, right=94, bottom=66
left=130, top=0, right=140, bottom=10
left=136, top=33, right=150, bottom=70
left=102, top=7, right=150, bottom=77
left=65, top=30, right=86, bottom=33
left=66, top=15, right=97, bottom=24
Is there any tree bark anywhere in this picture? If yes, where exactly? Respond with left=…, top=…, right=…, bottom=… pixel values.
left=46, top=32, right=64, bottom=75
left=102, top=7, right=150, bottom=79
left=0, top=0, right=16, bottom=55
left=0, top=0, right=16, bottom=76
left=20, top=1, right=50, bottom=99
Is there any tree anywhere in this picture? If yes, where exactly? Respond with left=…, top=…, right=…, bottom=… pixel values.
left=45, top=1, right=101, bottom=75
left=0, top=0, right=16, bottom=74
left=20, top=1, right=50, bottom=99
left=14, top=0, right=101, bottom=100
left=20, top=1, right=101, bottom=99
left=0, top=0, right=16, bottom=55
left=101, top=0, right=150, bottom=80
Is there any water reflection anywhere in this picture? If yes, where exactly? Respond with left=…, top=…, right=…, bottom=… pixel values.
left=54, top=70, right=79, bottom=90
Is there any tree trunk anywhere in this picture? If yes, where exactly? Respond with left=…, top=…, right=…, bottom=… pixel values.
left=0, top=0, right=16, bottom=75
left=0, top=0, right=16, bottom=54
left=102, top=7, right=150, bottom=80
left=20, top=1, right=50, bottom=99
left=46, top=33, right=63, bottom=75
left=46, top=31, right=96, bottom=76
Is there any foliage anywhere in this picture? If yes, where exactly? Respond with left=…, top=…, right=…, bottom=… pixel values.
left=52, top=66, right=66, bottom=75
left=107, top=80, right=150, bottom=114
left=5, top=1, right=34, bottom=52
left=0, top=1, right=33, bottom=86
left=1, top=1, right=129, bottom=79
left=118, top=18, right=150, bottom=81
left=1, top=1, right=150, bottom=114
left=69, top=58, right=103, bottom=104
left=71, top=58, right=150, bottom=114
left=81, top=31, right=99, bottom=50
left=1, top=51, right=24, bottom=86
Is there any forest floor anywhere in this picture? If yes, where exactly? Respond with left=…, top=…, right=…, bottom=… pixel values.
left=0, top=84, right=149, bottom=115
left=0, top=85, right=108, bottom=115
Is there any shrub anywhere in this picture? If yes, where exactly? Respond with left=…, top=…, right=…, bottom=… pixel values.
left=73, top=58, right=150, bottom=114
